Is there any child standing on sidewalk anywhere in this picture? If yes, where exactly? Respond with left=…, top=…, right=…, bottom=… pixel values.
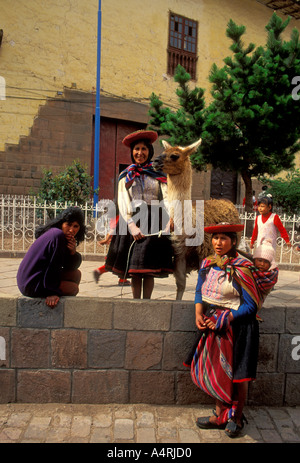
left=250, top=194, right=291, bottom=252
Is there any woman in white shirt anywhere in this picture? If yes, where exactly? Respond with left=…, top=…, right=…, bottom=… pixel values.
left=105, top=130, right=173, bottom=299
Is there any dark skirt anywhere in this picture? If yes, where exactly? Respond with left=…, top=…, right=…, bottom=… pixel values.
left=231, top=313, right=259, bottom=382
left=105, top=205, right=174, bottom=279
left=184, top=304, right=259, bottom=383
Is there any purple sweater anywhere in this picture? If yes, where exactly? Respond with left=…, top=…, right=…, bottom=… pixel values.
left=17, top=228, right=81, bottom=297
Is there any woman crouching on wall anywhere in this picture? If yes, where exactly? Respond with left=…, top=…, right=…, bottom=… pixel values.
left=17, top=206, right=86, bottom=308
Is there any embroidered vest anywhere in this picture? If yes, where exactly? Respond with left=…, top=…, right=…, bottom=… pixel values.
left=201, top=267, right=240, bottom=311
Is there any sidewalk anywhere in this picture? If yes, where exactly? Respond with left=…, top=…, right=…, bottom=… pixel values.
left=0, top=402, right=300, bottom=443
left=0, top=257, right=299, bottom=444
left=0, top=256, right=299, bottom=302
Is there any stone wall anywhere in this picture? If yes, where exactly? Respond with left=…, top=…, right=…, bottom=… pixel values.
left=0, top=296, right=299, bottom=405
left=0, top=89, right=94, bottom=195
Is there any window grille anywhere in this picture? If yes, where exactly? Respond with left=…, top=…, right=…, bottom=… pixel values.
left=167, top=12, right=198, bottom=80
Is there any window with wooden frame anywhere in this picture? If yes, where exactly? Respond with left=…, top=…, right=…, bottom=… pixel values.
left=167, top=12, right=198, bottom=80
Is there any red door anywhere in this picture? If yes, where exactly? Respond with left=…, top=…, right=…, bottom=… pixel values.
left=92, top=117, right=145, bottom=200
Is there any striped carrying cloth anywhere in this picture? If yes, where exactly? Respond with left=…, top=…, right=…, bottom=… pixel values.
left=191, top=308, right=233, bottom=404
left=119, top=163, right=167, bottom=190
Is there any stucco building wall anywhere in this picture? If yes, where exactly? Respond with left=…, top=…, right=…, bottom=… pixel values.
left=0, top=0, right=298, bottom=197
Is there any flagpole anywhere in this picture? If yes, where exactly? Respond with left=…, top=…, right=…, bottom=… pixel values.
left=94, top=0, right=102, bottom=208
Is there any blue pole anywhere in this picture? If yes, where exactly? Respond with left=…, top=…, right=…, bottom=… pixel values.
left=94, top=0, right=101, bottom=208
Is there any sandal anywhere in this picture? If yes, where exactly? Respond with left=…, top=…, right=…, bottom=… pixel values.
left=224, top=415, right=248, bottom=438
left=196, top=410, right=226, bottom=430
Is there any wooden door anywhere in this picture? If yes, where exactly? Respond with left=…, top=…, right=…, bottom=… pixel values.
left=210, top=168, right=237, bottom=203
left=92, top=117, right=145, bottom=200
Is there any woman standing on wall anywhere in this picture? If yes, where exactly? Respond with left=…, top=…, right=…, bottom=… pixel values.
left=105, top=130, right=173, bottom=299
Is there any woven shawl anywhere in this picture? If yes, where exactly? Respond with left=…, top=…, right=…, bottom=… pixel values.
left=119, top=163, right=167, bottom=190
left=200, top=254, right=278, bottom=310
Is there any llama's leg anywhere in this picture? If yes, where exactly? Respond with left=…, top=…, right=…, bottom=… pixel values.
left=174, top=258, right=187, bottom=300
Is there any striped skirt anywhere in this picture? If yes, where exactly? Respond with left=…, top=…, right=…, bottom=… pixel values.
left=191, top=307, right=233, bottom=406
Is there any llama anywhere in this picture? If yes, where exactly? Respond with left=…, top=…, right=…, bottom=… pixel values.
left=153, top=138, right=240, bottom=300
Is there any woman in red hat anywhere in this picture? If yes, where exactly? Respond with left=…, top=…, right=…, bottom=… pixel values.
left=105, top=130, right=173, bottom=298
left=186, top=222, right=263, bottom=438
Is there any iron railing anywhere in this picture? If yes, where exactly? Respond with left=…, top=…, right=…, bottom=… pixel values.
left=0, top=195, right=299, bottom=265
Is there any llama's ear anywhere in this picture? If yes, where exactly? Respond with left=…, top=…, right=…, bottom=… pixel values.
left=162, top=140, right=172, bottom=150
left=187, top=138, right=202, bottom=153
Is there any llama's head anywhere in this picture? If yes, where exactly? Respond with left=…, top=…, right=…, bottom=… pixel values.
left=153, top=138, right=202, bottom=175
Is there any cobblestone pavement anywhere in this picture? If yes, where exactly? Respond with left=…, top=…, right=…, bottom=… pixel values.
left=0, top=257, right=299, bottom=444
left=0, top=403, right=299, bottom=443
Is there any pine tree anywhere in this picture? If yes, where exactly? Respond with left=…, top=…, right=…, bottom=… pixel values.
left=148, top=65, right=207, bottom=169
left=148, top=14, right=300, bottom=210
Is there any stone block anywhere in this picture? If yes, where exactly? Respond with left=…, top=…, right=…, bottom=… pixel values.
left=11, top=328, right=50, bottom=368
left=39, top=104, right=67, bottom=119
left=114, top=418, right=134, bottom=440
left=285, top=374, right=300, bottom=406
left=248, top=373, right=285, bottom=406
left=125, top=331, right=163, bottom=370
left=51, top=329, right=87, bottom=369
left=0, top=370, right=15, bottom=403
left=130, top=371, right=175, bottom=404
left=17, top=370, right=71, bottom=403
left=257, top=334, right=279, bottom=372
left=72, top=370, right=129, bottom=403
left=0, top=297, right=17, bottom=326
left=171, top=302, right=195, bottom=332
left=176, top=371, right=214, bottom=405
left=136, top=427, right=156, bottom=443
left=17, top=297, right=63, bottom=328
left=278, top=334, right=300, bottom=373
left=0, top=328, right=10, bottom=367
left=88, top=330, right=126, bottom=368
left=114, top=300, right=171, bottom=331
left=286, top=304, right=300, bottom=334
left=163, top=331, right=197, bottom=371
left=259, top=305, right=285, bottom=334
left=64, top=298, right=113, bottom=329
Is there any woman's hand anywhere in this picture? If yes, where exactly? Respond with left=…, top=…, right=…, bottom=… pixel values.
left=205, top=319, right=216, bottom=330
left=203, top=311, right=234, bottom=331
left=195, top=303, right=207, bottom=331
left=128, top=222, right=145, bottom=241
left=66, top=233, right=77, bottom=254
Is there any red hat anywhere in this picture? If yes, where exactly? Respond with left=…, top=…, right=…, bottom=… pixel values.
left=122, top=130, right=158, bottom=147
left=204, top=222, right=244, bottom=234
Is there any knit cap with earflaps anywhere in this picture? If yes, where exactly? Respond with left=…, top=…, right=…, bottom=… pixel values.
left=253, top=239, right=276, bottom=269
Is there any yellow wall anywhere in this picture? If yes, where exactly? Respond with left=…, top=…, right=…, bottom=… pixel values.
left=0, top=0, right=98, bottom=149
left=0, top=0, right=299, bottom=159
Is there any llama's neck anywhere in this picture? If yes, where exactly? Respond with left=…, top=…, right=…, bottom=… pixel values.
left=166, top=164, right=192, bottom=231
left=167, top=165, right=192, bottom=203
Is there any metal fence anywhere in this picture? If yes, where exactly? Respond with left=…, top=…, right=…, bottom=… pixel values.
left=0, top=195, right=299, bottom=265
left=236, top=206, right=300, bottom=265
left=0, top=195, right=110, bottom=256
